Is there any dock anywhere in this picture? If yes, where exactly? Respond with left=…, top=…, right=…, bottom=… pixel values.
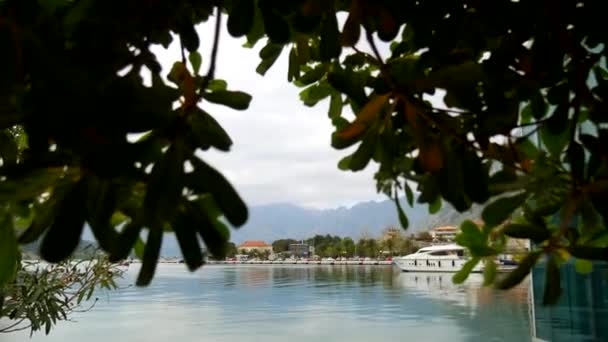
left=205, top=260, right=394, bottom=266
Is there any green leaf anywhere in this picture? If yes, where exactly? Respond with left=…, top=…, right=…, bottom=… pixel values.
left=227, top=0, right=254, bottom=37
left=575, top=258, right=593, bottom=274
left=40, top=180, right=87, bottom=263
left=503, top=223, right=551, bottom=243
left=288, top=48, right=299, bottom=82
left=567, top=142, right=585, bottom=181
left=38, top=0, right=69, bottom=14
left=187, top=157, right=248, bottom=227
left=136, top=222, right=163, bottom=286
left=530, top=90, right=547, bottom=119
left=429, top=196, right=441, bottom=214
left=483, top=259, right=497, bottom=286
left=172, top=213, right=204, bottom=271
left=394, top=196, right=409, bottom=230
left=453, top=257, right=480, bottom=284
left=207, top=79, right=227, bottom=92
left=328, top=92, right=343, bottom=119
left=418, top=174, right=441, bottom=204
left=541, top=120, right=570, bottom=157
left=108, top=220, right=143, bottom=262
left=0, top=130, right=18, bottom=165
left=256, top=43, right=284, bottom=76
left=299, top=83, right=333, bottom=107
left=462, top=149, right=489, bottom=204
left=203, top=90, right=252, bottom=110
left=0, top=213, right=18, bottom=286
left=63, top=0, right=94, bottom=32
left=340, top=12, right=360, bottom=47
left=189, top=197, right=230, bottom=258
left=188, top=108, right=232, bottom=151
left=430, top=61, right=485, bottom=90
left=482, top=192, right=528, bottom=228
left=245, top=4, right=265, bottom=47
left=177, top=20, right=199, bottom=52
left=326, top=68, right=367, bottom=108
left=405, top=182, right=414, bottom=207
left=133, top=236, right=145, bottom=260
left=517, top=138, right=539, bottom=160
left=546, top=104, right=569, bottom=134
left=337, top=155, right=352, bottom=171
left=456, top=220, right=484, bottom=247
left=547, top=83, right=569, bottom=105
left=143, top=139, right=184, bottom=226
left=456, top=220, right=496, bottom=257
left=296, top=65, right=326, bottom=87
left=520, top=104, right=533, bottom=124
left=18, top=185, right=71, bottom=244
left=568, top=245, right=608, bottom=261
left=348, top=126, right=377, bottom=171
left=188, top=51, right=202, bottom=74
left=439, top=147, right=470, bottom=212
left=85, top=176, right=119, bottom=252
left=495, top=251, right=542, bottom=289
left=259, top=3, right=290, bottom=44
left=319, top=13, right=341, bottom=61
left=543, top=255, right=562, bottom=305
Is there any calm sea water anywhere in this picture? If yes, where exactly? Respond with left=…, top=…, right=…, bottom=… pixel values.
left=7, top=264, right=531, bottom=342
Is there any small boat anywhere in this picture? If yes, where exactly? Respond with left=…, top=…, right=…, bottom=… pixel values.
left=392, top=244, right=484, bottom=273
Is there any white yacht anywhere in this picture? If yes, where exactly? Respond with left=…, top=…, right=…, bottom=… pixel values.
left=393, top=244, right=484, bottom=273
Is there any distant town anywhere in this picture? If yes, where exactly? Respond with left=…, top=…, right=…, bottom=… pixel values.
left=154, top=221, right=529, bottom=264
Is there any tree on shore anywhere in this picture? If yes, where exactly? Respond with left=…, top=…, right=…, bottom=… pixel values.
left=272, top=239, right=298, bottom=254
left=226, top=242, right=237, bottom=258
left=416, top=231, right=434, bottom=242
left=341, top=237, right=356, bottom=257
left=1, top=0, right=607, bottom=309
left=0, top=255, right=122, bottom=335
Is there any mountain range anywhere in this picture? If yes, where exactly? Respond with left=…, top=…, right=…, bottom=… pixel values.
left=170, top=197, right=482, bottom=257
left=77, top=197, right=484, bottom=257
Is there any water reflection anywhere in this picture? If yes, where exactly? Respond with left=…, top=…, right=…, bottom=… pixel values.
left=5, top=265, right=531, bottom=342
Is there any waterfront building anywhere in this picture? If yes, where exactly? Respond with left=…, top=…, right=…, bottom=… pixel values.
left=429, top=225, right=459, bottom=241
left=238, top=240, right=273, bottom=254
left=289, top=242, right=311, bottom=257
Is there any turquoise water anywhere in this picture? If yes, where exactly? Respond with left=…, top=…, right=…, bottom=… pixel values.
left=6, top=264, right=531, bottom=342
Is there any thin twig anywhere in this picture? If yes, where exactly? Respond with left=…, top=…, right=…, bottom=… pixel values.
left=0, top=319, right=29, bottom=333
left=180, top=36, right=186, bottom=64
left=365, top=30, right=385, bottom=66
left=517, top=126, right=541, bottom=141
left=200, top=6, right=222, bottom=92
left=514, top=117, right=551, bottom=128
left=351, top=46, right=382, bottom=67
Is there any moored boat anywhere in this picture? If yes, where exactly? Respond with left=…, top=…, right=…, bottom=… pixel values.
left=393, top=244, right=483, bottom=273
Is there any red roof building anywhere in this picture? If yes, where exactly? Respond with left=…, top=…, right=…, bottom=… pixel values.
left=238, top=240, right=273, bottom=253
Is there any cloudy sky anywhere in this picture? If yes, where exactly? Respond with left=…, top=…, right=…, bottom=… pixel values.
left=151, top=20, right=387, bottom=209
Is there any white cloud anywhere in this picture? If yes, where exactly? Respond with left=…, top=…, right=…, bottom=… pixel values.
left=150, top=22, right=385, bottom=209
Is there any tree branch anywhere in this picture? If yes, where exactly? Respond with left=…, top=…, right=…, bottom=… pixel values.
left=200, top=6, right=222, bottom=92
left=365, top=30, right=384, bottom=66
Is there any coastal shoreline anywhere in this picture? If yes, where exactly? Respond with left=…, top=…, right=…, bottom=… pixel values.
left=147, top=260, right=394, bottom=266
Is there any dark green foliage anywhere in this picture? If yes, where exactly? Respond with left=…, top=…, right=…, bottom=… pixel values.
left=1, top=256, right=122, bottom=335
left=227, top=0, right=254, bottom=37
left=0, top=0, right=606, bottom=305
left=40, top=180, right=87, bottom=262
left=496, top=252, right=542, bottom=290
left=453, top=257, right=480, bottom=284
left=0, top=213, right=17, bottom=286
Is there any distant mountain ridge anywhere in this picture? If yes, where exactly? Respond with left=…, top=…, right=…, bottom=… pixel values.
left=230, top=198, right=428, bottom=244
left=80, top=198, right=483, bottom=257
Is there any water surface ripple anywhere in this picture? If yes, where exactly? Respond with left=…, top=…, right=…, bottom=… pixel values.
left=6, top=264, right=531, bottom=342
